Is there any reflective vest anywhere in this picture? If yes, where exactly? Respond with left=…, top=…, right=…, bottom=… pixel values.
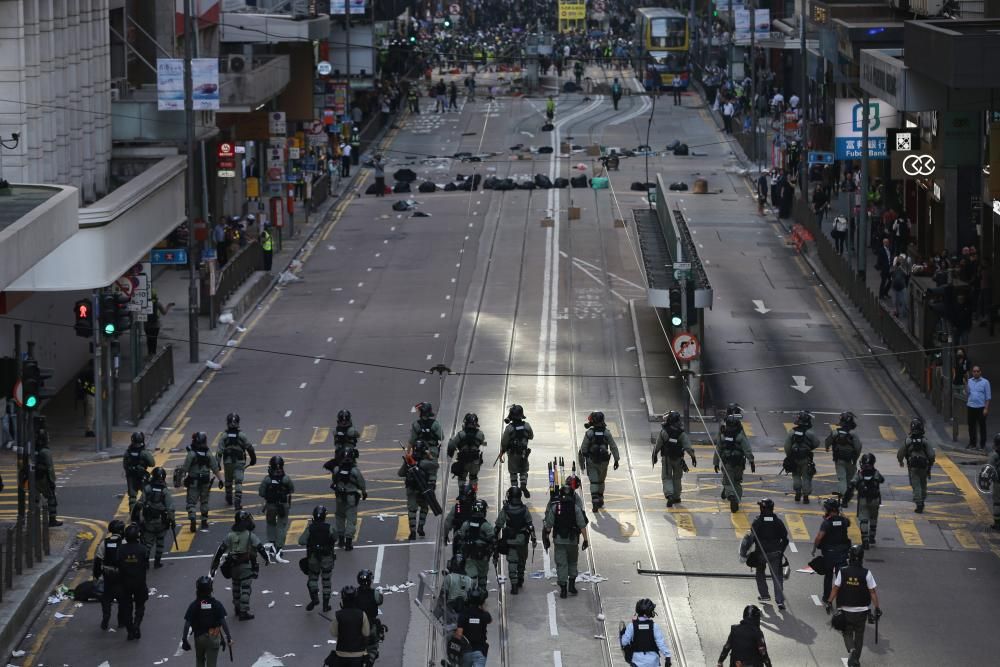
left=261, top=231, right=273, bottom=252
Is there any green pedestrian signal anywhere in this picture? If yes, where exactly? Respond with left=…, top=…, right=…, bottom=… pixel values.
left=22, top=359, right=41, bottom=409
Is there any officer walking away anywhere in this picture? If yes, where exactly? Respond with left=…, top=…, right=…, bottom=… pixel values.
left=842, top=453, right=884, bottom=548
left=827, top=544, right=881, bottom=667
left=258, top=455, right=294, bottom=562
left=332, top=448, right=367, bottom=551
left=260, top=223, right=274, bottom=272
left=813, top=498, right=851, bottom=603
left=326, top=586, right=371, bottom=667
left=438, top=554, right=475, bottom=630
left=542, top=484, right=590, bottom=599
left=123, top=432, right=155, bottom=512
left=33, top=429, right=62, bottom=526
left=456, top=499, right=495, bottom=593
left=620, top=598, right=673, bottom=667
left=143, top=291, right=173, bottom=356
left=987, top=435, right=1000, bottom=530
left=410, top=402, right=444, bottom=457
left=94, top=519, right=126, bottom=630
left=118, top=523, right=150, bottom=640
left=825, top=412, right=862, bottom=504
left=450, top=588, right=491, bottom=667
left=714, top=413, right=754, bottom=512
left=298, top=505, right=336, bottom=612
left=217, top=412, right=256, bottom=510
left=137, top=466, right=175, bottom=568
left=357, top=569, right=386, bottom=664
left=398, top=440, right=437, bottom=540
left=746, top=499, right=788, bottom=609
left=448, top=413, right=486, bottom=487
left=181, top=432, right=224, bottom=532
left=333, top=409, right=361, bottom=464
left=579, top=411, right=620, bottom=512
left=445, top=483, right=477, bottom=549
left=897, top=417, right=935, bottom=513
left=653, top=411, right=697, bottom=507
left=499, top=404, right=534, bottom=498
left=181, top=576, right=233, bottom=666
left=210, top=510, right=270, bottom=620
left=494, top=486, right=536, bottom=595
left=783, top=411, right=819, bottom=504
left=717, top=605, right=771, bottom=667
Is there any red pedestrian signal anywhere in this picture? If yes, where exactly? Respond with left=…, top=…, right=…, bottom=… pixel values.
left=74, top=298, right=94, bottom=338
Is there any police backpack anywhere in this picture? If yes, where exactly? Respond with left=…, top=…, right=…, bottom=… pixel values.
left=172, top=468, right=187, bottom=488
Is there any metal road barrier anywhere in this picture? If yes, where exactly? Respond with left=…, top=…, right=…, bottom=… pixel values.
left=201, top=241, right=264, bottom=317
left=0, top=510, right=52, bottom=601
left=131, top=345, right=174, bottom=424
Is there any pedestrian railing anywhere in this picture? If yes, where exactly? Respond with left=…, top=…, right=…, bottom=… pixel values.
left=0, top=509, right=52, bottom=601
left=310, top=173, right=330, bottom=212
left=201, top=241, right=263, bottom=316
left=130, top=345, right=174, bottom=424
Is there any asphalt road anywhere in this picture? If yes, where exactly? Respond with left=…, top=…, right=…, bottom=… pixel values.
left=14, top=69, right=1000, bottom=667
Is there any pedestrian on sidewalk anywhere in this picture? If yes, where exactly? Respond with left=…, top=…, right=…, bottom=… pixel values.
left=340, top=142, right=352, bottom=178
left=832, top=215, right=849, bottom=255
left=892, top=211, right=910, bottom=256
left=213, top=219, right=228, bottom=267
left=672, top=77, right=683, bottom=106
left=890, top=256, right=909, bottom=320
left=722, top=99, right=734, bottom=134
left=812, top=185, right=830, bottom=229
left=954, top=347, right=970, bottom=390
left=448, top=81, right=459, bottom=111
left=261, top=224, right=274, bottom=272
left=876, top=238, right=893, bottom=299
left=77, top=361, right=96, bottom=437
left=967, top=366, right=991, bottom=449
left=144, top=291, right=173, bottom=357
left=372, top=154, right=386, bottom=197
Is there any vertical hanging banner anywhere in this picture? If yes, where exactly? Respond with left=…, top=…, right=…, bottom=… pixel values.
left=156, top=58, right=219, bottom=110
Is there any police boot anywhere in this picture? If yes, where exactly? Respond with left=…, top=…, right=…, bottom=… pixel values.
left=127, top=625, right=137, bottom=641
left=337, top=536, right=346, bottom=548
left=520, top=485, right=531, bottom=499
left=307, top=595, right=319, bottom=611
left=48, top=515, right=63, bottom=527
left=323, top=597, right=332, bottom=612
left=418, top=527, right=426, bottom=537
left=226, top=492, right=233, bottom=506
left=510, top=582, right=519, bottom=595
left=559, top=583, right=568, bottom=599
left=408, top=531, right=416, bottom=541
left=666, top=497, right=674, bottom=508
left=862, top=536, right=870, bottom=550
left=915, top=502, right=924, bottom=513
left=100, top=614, right=110, bottom=631
left=345, top=537, right=353, bottom=551
left=238, top=612, right=255, bottom=621
left=154, top=557, right=163, bottom=569
left=568, top=580, right=578, bottom=596
left=190, top=518, right=197, bottom=533
left=794, top=491, right=801, bottom=502
left=729, top=496, right=739, bottom=513
left=802, top=495, right=810, bottom=504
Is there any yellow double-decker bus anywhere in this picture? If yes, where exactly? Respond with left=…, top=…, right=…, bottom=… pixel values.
left=635, top=7, right=690, bottom=90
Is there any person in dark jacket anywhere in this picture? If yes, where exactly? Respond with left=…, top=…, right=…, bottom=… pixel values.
left=326, top=585, right=370, bottom=666
left=717, top=605, right=771, bottom=666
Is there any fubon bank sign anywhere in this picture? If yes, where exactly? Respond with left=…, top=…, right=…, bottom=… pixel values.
left=834, top=98, right=898, bottom=160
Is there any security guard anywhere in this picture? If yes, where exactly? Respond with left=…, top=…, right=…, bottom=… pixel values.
left=211, top=510, right=270, bottom=621
left=33, top=429, right=62, bottom=526
left=714, top=414, right=754, bottom=512
left=180, top=432, right=224, bottom=532
left=298, top=505, right=336, bottom=612
left=356, top=569, right=386, bottom=664
left=181, top=576, right=233, bottom=664
left=398, top=440, right=437, bottom=540
left=118, top=523, right=150, bottom=640
left=439, top=554, right=475, bottom=629
left=258, top=455, right=294, bottom=562
left=546, top=95, right=556, bottom=120
left=137, top=466, right=174, bottom=568
left=579, top=411, right=620, bottom=512
left=456, top=499, right=494, bottom=593
left=824, top=412, right=862, bottom=503
left=493, top=486, right=536, bottom=595
left=654, top=411, right=697, bottom=507
left=123, top=432, right=155, bottom=512
left=543, top=484, right=590, bottom=599
left=410, top=401, right=444, bottom=457
left=260, top=224, right=274, bottom=272
left=328, top=585, right=370, bottom=666
left=988, top=435, right=1000, bottom=530
left=828, top=544, right=881, bottom=667
left=94, top=519, right=127, bottom=630
left=620, top=598, right=673, bottom=666
left=216, top=413, right=256, bottom=510
left=897, top=417, right=935, bottom=513
left=717, top=605, right=770, bottom=667
left=783, top=411, right=819, bottom=504
left=499, top=404, right=534, bottom=498
left=748, top=498, right=788, bottom=609
left=332, top=448, right=367, bottom=551
left=813, top=498, right=851, bottom=603
left=447, top=413, right=486, bottom=487
left=842, top=453, right=884, bottom=549
left=333, top=409, right=361, bottom=464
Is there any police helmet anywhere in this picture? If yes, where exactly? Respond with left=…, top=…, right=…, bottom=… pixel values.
left=507, top=404, right=525, bottom=422
left=506, top=486, right=523, bottom=504
left=312, top=505, right=328, bottom=522
left=635, top=598, right=656, bottom=617
left=192, top=431, right=208, bottom=448
left=910, top=417, right=925, bottom=435
left=124, top=523, right=142, bottom=543
left=757, top=498, right=775, bottom=514
left=418, top=402, right=435, bottom=419
left=795, top=411, right=813, bottom=428
left=839, top=411, right=857, bottom=430
left=234, top=510, right=254, bottom=531
left=340, top=585, right=359, bottom=607
left=466, top=587, right=488, bottom=606
left=130, top=431, right=145, bottom=447
left=847, top=543, right=865, bottom=566
left=269, top=455, right=285, bottom=471
left=459, top=482, right=477, bottom=503
left=743, top=604, right=762, bottom=622
left=357, top=569, right=374, bottom=588
left=337, top=409, right=352, bottom=425
left=471, top=499, right=488, bottom=517
left=196, top=575, right=214, bottom=596
left=726, top=402, right=743, bottom=417
left=822, top=497, right=841, bottom=513
left=589, top=411, right=606, bottom=425
left=108, top=519, right=126, bottom=536
left=664, top=410, right=681, bottom=426
left=463, top=413, right=479, bottom=430
left=226, top=413, right=240, bottom=429
left=860, top=453, right=876, bottom=467
left=151, top=466, right=167, bottom=484
left=447, top=553, right=466, bottom=573
left=724, top=414, right=741, bottom=429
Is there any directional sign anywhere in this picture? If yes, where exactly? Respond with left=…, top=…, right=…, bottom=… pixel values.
left=672, top=262, right=692, bottom=271
left=671, top=332, right=700, bottom=361
left=790, top=375, right=813, bottom=394
left=752, top=299, right=771, bottom=314
left=807, top=151, right=834, bottom=165
left=150, top=248, right=189, bottom=265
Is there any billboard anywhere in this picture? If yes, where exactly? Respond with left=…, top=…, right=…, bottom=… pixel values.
left=331, top=0, right=366, bottom=13
left=157, top=58, right=219, bottom=111
left=734, top=9, right=769, bottom=42
left=834, top=98, right=897, bottom=160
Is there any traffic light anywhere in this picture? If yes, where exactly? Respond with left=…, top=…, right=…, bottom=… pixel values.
left=21, top=359, right=41, bottom=409
left=443, top=18, right=451, bottom=28
left=74, top=298, right=93, bottom=338
left=668, top=287, right=683, bottom=327
left=114, top=295, right=133, bottom=334
left=99, top=292, right=131, bottom=336
left=409, top=35, right=417, bottom=44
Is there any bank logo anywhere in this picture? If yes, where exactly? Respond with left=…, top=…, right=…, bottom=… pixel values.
left=895, top=132, right=912, bottom=151
left=852, top=103, right=881, bottom=132
left=902, top=154, right=936, bottom=177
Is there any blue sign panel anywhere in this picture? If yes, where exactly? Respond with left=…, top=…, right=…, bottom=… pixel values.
left=150, top=248, right=189, bottom=265
left=835, top=137, right=887, bottom=160
left=808, top=151, right=835, bottom=165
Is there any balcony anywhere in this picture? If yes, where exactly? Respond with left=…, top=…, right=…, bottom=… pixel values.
left=219, top=8, right=330, bottom=44
left=219, top=54, right=291, bottom=113
left=112, top=85, right=219, bottom=144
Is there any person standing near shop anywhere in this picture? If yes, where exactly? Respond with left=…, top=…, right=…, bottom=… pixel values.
left=143, top=292, right=173, bottom=357
left=260, top=224, right=274, bottom=272
left=967, top=366, right=991, bottom=449
left=340, top=141, right=352, bottom=178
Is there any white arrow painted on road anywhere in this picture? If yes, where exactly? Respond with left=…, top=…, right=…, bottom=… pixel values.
left=752, top=299, right=771, bottom=314
left=791, top=376, right=813, bottom=394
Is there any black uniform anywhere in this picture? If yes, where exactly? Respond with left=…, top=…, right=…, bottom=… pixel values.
left=94, top=534, right=126, bottom=629
left=836, top=565, right=875, bottom=667
left=818, top=514, right=851, bottom=601
left=718, top=619, right=771, bottom=666
left=118, top=540, right=150, bottom=638
left=750, top=513, right=788, bottom=605
left=457, top=607, right=492, bottom=657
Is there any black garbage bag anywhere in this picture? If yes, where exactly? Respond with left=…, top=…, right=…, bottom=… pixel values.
left=534, top=174, right=553, bottom=189
left=393, top=182, right=411, bottom=193
left=418, top=181, right=437, bottom=193
left=553, top=177, right=569, bottom=188
left=538, top=146, right=554, bottom=154
left=570, top=175, right=588, bottom=188
left=443, top=182, right=458, bottom=191
left=365, top=183, right=383, bottom=195
left=482, top=177, right=499, bottom=190
left=673, top=144, right=689, bottom=156
left=669, top=182, right=688, bottom=191
left=517, top=180, right=536, bottom=190
left=496, top=178, right=516, bottom=191
left=392, top=200, right=412, bottom=211
left=541, top=123, right=554, bottom=132
left=393, top=168, right=417, bottom=182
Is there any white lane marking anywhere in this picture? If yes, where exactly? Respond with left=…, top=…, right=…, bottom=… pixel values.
left=547, top=591, right=559, bottom=636
left=568, top=260, right=627, bottom=303
left=159, top=542, right=434, bottom=560
left=553, top=651, right=563, bottom=667
left=419, top=378, right=427, bottom=384
left=339, top=317, right=345, bottom=322
left=445, top=295, right=452, bottom=300
left=563, top=252, right=646, bottom=290
left=433, top=333, right=440, bottom=338
left=451, top=278, right=457, bottom=283
left=299, top=382, right=307, bottom=389
left=426, top=354, right=433, bottom=360
left=357, top=282, right=364, bottom=287
left=375, top=252, right=380, bottom=257
left=440, top=313, right=447, bottom=318
left=374, top=544, right=385, bottom=584
left=390, top=226, right=396, bottom=231
left=326, top=337, right=334, bottom=342
left=788, top=542, right=798, bottom=553
left=383, top=239, right=389, bottom=244
left=349, top=299, right=355, bottom=304
left=811, top=594, right=823, bottom=606
left=367, top=267, right=372, bottom=272
left=284, top=410, right=293, bottom=418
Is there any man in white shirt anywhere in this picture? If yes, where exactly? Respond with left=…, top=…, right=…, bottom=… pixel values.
left=722, top=101, right=735, bottom=134
left=828, top=545, right=881, bottom=667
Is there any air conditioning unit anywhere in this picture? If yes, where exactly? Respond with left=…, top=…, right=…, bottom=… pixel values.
left=906, top=0, right=946, bottom=15
left=227, top=55, right=248, bottom=74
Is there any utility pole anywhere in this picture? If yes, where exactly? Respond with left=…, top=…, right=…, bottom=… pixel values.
left=184, top=0, right=199, bottom=363
left=857, top=93, right=870, bottom=277
left=799, top=0, right=808, bottom=196
left=14, top=324, right=24, bottom=517
left=93, top=289, right=104, bottom=452
left=727, top=0, right=733, bottom=81
left=749, top=0, right=757, bottom=166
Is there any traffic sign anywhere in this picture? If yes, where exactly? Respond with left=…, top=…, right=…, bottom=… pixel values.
left=672, top=262, right=692, bottom=271
left=807, top=151, right=834, bottom=165
left=671, top=332, right=701, bottom=361
left=150, top=248, right=188, bottom=265
left=317, top=60, right=332, bottom=76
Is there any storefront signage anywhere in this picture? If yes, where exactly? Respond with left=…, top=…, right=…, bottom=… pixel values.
left=834, top=98, right=897, bottom=160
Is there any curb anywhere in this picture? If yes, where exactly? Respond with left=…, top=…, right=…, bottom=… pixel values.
left=629, top=298, right=658, bottom=422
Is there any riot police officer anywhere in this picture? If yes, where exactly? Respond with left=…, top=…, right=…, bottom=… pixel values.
left=825, top=411, right=862, bottom=504
left=180, top=432, right=224, bottom=532
left=398, top=440, right=437, bottom=540
left=298, top=505, right=336, bottom=612
left=813, top=498, right=851, bottom=603
left=357, top=569, right=386, bottom=663
left=783, top=411, right=819, bottom=504
left=843, top=453, right=884, bottom=548
left=987, top=435, right=1000, bottom=530
left=897, top=417, right=935, bottom=513
left=714, top=414, right=754, bottom=512
left=748, top=498, right=788, bottom=609
left=579, top=411, right=620, bottom=512
left=438, top=554, right=475, bottom=630
left=216, top=413, right=256, bottom=510
left=445, top=483, right=477, bottom=550
left=211, top=510, right=270, bottom=620
left=654, top=411, right=697, bottom=507
left=118, top=523, right=150, bottom=640
left=542, top=484, right=590, bottom=599
left=410, top=401, right=444, bottom=457
left=499, top=404, right=534, bottom=498
left=456, top=499, right=494, bottom=594
left=181, top=576, right=233, bottom=664
left=123, top=432, right=154, bottom=512
left=136, top=466, right=174, bottom=568
left=717, top=605, right=771, bottom=667
left=333, top=409, right=361, bottom=465
left=332, top=448, right=367, bottom=551
left=328, top=585, right=371, bottom=666
left=94, top=519, right=127, bottom=631
left=33, top=429, right=61, bottom=526
left=447, top=413, right=486, bottom=487
left=494, top=486, right=536, bottom=595
left=259, top=455, right=294, bottom=562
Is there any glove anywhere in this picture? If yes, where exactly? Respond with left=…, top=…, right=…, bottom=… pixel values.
left=542, top=533, right=551, bottom=551
left=714, top=465, right=720, bottom=474
left=899, top=461, right=904, bottom=468
left=750, top=461, right=756, bottom=473
left=927, top=468, right=932, bottom=479
left=613, top=460, right=620, bottom=470
left=810, top=547, right=817, bottom=557
left=362, top=491, right=368, bottom=500
left=182, top=640, right=191, bottom=652
left=217, top=479, right=224, bottom=490
left=652, top=455, right=658, bottom=467
left=531, top=538, right=538, bottom=549
left=874, top=607, right=883, bottom=619
left=825, top=601, right=832, bottom=615
left=581, top=539, right=590, bottom=551
left=690, top=456, right=697, bottom=468
left=664, top=658, right=671, bottom=667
